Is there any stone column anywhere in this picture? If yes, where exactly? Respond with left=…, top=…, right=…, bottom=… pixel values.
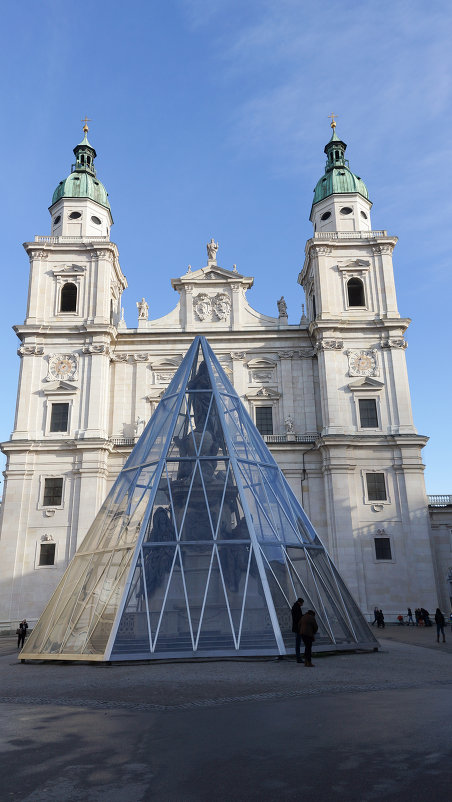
left=279, top=351, right=294, bottom=434
left=231, top=352, right=247, bottom=401
left=231, top=283, right=242, bottom=330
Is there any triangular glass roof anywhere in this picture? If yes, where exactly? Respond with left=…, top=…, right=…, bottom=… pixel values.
left=22, top=337, right=376, bottom=661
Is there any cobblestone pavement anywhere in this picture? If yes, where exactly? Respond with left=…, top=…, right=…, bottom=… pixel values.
left=0, top=628, right=451, bottom=801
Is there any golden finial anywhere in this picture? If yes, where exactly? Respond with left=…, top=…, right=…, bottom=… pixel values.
left=328, top=112, right=337, bottom=130
left=81, top=115, right=92, bottom=134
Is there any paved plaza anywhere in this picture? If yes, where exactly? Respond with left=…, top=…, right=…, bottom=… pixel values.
left=0, top=626, right=451, bottom=801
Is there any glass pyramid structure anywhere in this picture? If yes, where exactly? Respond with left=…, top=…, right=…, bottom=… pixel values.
left=22, top=337, right=376, bottom=661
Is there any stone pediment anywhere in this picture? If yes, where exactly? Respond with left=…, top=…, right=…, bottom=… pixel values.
left=348, top=377, right=384, bottom=391
left=150, top=358, right=181, bottom=369
left=172, top=265, right=254, bottom=291
left=245, top=386, right=281, bottom=400
left=52, top=264, right=86, bottom=276
left=247, top=358, right=277, bottom=369
left=41, top=381, right=79, bottom=394
left=337, top=259, right=370, bottom=272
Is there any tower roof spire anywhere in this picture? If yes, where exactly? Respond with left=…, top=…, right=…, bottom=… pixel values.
left=311, top=119, right=369, bottom=207
left=51, top=122, right=111, bottom=211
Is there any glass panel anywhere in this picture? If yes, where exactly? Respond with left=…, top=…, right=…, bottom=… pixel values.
left=238, top=552, right=278, bottom=652
left=237, top=462, right=279, bottom=543
left=153, top=550, right=193, bottom=653
left=259, top=544, right=294, bottom=645
left=196, top=549, right=236, bottom=651
left=143, top=504, right=176, bottom=544
left=62, top=548, right=132, bottom=654
left=180, top=545, right=214, bottom=641
left=306, top=550, right=356, bottom=642
left=124, top=395, right=179, bottom=470
left=167, top=396, right=196, bottom=461
left=284, top=546, right=333, bottom=643
left=111, top=553, right=152, bottom=656
left=179, top=465, right=214, bottom=542
left=200, top=397, right=227, bottom=458
left=217, top=543, right=252, bottom=640
left=199, top=459, right=230, bottom=538
left=166, top=459, right=196, bottom=536
left=216, top=465, right=249, bottom=541
left=22, top=553, right=94, bottom=655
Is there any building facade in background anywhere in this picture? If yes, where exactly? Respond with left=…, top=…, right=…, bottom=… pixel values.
left=0, top=122, right=449, bottom=628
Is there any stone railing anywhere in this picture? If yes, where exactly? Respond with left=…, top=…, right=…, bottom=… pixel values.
left=428, top=495, right=452, bottom=506
left=110, top=434, right=320, bottom=448
left=314, top=231, right=387, bottom=240
left=264, top=434, right=319, bottom=444
left=34, top=235, right=110, bottom=243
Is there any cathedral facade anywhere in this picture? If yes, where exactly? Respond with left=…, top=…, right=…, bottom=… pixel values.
left=0, top=123, right=446, bottom=629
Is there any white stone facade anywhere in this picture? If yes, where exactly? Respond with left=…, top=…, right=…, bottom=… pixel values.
left=0, top=138, right=447, bottom=630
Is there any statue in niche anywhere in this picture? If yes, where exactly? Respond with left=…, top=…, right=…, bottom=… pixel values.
left=137, top=297, right=149, bottom=320
left=284, top=414, right=294, bottom=434
left=277, top=296, right=287, bottom=317
left=135, top=416, right=145, bottom=436
left=207, top=238, right=219, bottom=263
left=142, top=507, right=175, bottom=596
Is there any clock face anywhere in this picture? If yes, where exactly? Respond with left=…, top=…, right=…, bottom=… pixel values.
left=349, top=351, right=376, bottom=376
left=48, top=354, right=77, bottom=381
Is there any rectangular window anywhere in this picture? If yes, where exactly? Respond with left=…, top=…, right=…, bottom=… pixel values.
left=39, top=543, right=56, bottom=566
left=366, top=473, right=387, bottom=501
left=50, top=403, right=69, bottom=432
left=359, top=399, right=378, bottom=428
left=43, top=477, right=63, bottom=506
left=374, top=537, right=392, bottom=560
left=256, top=406, right=273, bottom=435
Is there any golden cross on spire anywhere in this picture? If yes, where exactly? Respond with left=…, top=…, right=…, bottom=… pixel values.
left=328, top=112, right=337, bottom=129
left=81, top=116, right=92, bottom=134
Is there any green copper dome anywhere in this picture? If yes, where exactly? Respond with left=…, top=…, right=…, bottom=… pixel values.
left=312, top=128, right=368, bottom=206
left=51, top=131, right=111, bottom=210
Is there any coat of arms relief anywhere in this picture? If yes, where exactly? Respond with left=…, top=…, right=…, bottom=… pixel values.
left=193, top=292, right=231, bottom=322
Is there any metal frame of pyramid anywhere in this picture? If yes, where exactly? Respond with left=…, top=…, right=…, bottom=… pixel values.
left=22, top=337, right=377, bottom=661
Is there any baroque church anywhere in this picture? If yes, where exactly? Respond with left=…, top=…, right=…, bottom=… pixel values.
left=0, top=121, right=447, bottom=629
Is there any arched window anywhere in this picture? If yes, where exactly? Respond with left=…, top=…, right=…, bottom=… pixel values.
left=60, top=282, right=77, bottom=312
left=347, top=277, right=365, bottom=307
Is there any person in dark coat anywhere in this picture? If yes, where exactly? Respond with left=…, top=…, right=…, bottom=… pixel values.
left=376, top=609, right=385, bottom=628
left=17, top=619, right=28, bottom=649
left=291, top=598, right=304, bottom=663
left=435, top=609, right=446, bottom=643
left=299, top=610, right=318, bottom=667
left=407, top=607, right=414, bottom=625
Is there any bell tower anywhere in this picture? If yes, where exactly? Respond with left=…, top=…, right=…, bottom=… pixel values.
left=298, top=120, right=437, bottom=615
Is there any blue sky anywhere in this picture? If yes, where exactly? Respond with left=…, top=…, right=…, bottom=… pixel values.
left=0, top=0, right=450, bottom=493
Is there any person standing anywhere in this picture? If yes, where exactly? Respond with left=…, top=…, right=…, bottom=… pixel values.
left=376, top=609, right=385, bottom=629
left=17, top=619, right=28, bottom=649
left=371, top=606, right=379, bottom=626
left=291, top=598, right=304, bottom=663
left=299, top=610, right=318, bottom=667
left=407, top=607, right=414, bottom=626
left=435, top=609, right=446, bottom=643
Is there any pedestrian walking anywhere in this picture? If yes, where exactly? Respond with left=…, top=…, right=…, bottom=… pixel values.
left=299, top=610, right=318, bottom=667
left=291, top=598, right=304, bottom=663
left=371, top=606, right=379, bottom=626
left=407, top=607, right=414, bottom=625
left=17, top=619, right=28, bottom=649
left=435, top=609, right=446, bottom=643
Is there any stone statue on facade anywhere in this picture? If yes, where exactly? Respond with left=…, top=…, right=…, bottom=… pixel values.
left=284, top=414, right=294, bottom=434
left=135, top=416, right=145, bottom=436
left=137, top=297, right=149, bottom=320
left=207, top=238, right=219, bottom=263
left=277, top=296, right=287, bottom=317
